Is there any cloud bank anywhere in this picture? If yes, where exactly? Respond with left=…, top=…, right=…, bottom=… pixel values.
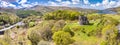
left=48, top=0, right=120, bottom=9
left=0, top=0, right=120, bottom=9
left=0, top=0, right=39, bottom=8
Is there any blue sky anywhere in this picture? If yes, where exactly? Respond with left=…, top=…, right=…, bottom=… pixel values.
left=0, top=0, right=120, bottom=10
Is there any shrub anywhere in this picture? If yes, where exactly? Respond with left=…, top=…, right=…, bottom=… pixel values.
left=43, top=10, right=80, bottom=20
left=87, top=13, right=102, bottom=20
left=0, top=39, right=9, bottom=45
left=52, top=31, right=74, bottom=45
left=100, top=41, right=107, bottom=45
left=39, top=20, right=56, bottom=41
left=28, top=29, right=42, bottom=45
left=3, top=30, right=12, bottom=45
left=16, top=10, right=42, bottom=18
left=52, top=20, right=66, bottom=33
left=104, top=17, right=119, bottom=25
left=40, top=26, right=53, bottom=41
left=42, top=20, right=56, bottom=28
left=102, top=25, right=118, bottom=45
left=23, top=15, right=41, bottom=27
left=0, top=12, right=20, bottom=25
left=38, top=40, right=51, bottom=45
left=28, top=22, right=35, bottom=27
left=26, top=40, right=32, bottom=45
left=27, top=20, right=55, bottom=45
left=63, top=25, right=74, bottom=37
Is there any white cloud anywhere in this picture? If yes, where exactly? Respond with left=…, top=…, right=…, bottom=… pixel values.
left=0, top=1, right=16, bottom=8
left=109, top=1, right=116, bottom=5
left=72, top=0, right=80, bottom=4
left=49, top=0, right=82, bottom=6
left=48, top=1, right=71, bottom=6
left=83, top=0, right=90, bottom=4
left=20, top=4, right=32, bottom=7
left=0, top=0, right=120, bottom=10
left=18, top=0, right=27, bottom=4
left=96, top=3, right=101, bottom=6
left=0, top=0, right=40, bottom=8
left=90, top=4, right=95, bottom=7
left=102, top=0, right=109, bottom=5
left=56, top=0, right=62, bottom=2
left=89, top=0, right=120, bottom=9
left=114, top=0, right=120, bottom=7
left=16, top=0, right=20, bottom=2
left=90, top=3, right=101, bottom=7
left=20, top=2, right=39, bottom=8
left=48, top=1, right=59, bottom=6
left=61, top=1, right=71, bottom=6
left=48, top=0, right=120, bottom=9
left=16, top=0, right=40, bottom=8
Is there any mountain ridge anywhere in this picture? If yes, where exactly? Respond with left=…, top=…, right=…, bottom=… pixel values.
left=0, top=5, right=99, bottom=14
left=2, top=5, right=120, bottom=14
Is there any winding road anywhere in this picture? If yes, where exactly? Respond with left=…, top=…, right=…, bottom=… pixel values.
left=0, top=22, right=25, bottom=32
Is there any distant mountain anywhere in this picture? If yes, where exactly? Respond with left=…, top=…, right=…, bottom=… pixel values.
left=106, top=7, right=120, bottom=14
left=2, top=5, right=120, bottom=15
left=0, top=5, right=99, bottom=15
left=22, top=5, right=99, bottom=14
left=0, top=7, right=17, bottom=13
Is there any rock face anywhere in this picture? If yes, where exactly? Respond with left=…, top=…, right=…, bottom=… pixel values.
left=79, top=15, right=89, bottom=25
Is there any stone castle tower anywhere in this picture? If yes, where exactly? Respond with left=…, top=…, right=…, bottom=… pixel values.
left=79, top=15, right=89, bottom=25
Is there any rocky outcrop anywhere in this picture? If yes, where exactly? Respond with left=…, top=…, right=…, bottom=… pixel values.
left=79, top=15, right=89, bottom=25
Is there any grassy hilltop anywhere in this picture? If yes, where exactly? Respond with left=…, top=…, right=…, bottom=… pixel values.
left=0, top=9, right=120, bottom=45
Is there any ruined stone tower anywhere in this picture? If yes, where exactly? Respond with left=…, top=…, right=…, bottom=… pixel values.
left=79, top=15, right=89, bottom=25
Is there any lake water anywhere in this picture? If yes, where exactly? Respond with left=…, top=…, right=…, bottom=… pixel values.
left=98, top=10, right=117, bottom=14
